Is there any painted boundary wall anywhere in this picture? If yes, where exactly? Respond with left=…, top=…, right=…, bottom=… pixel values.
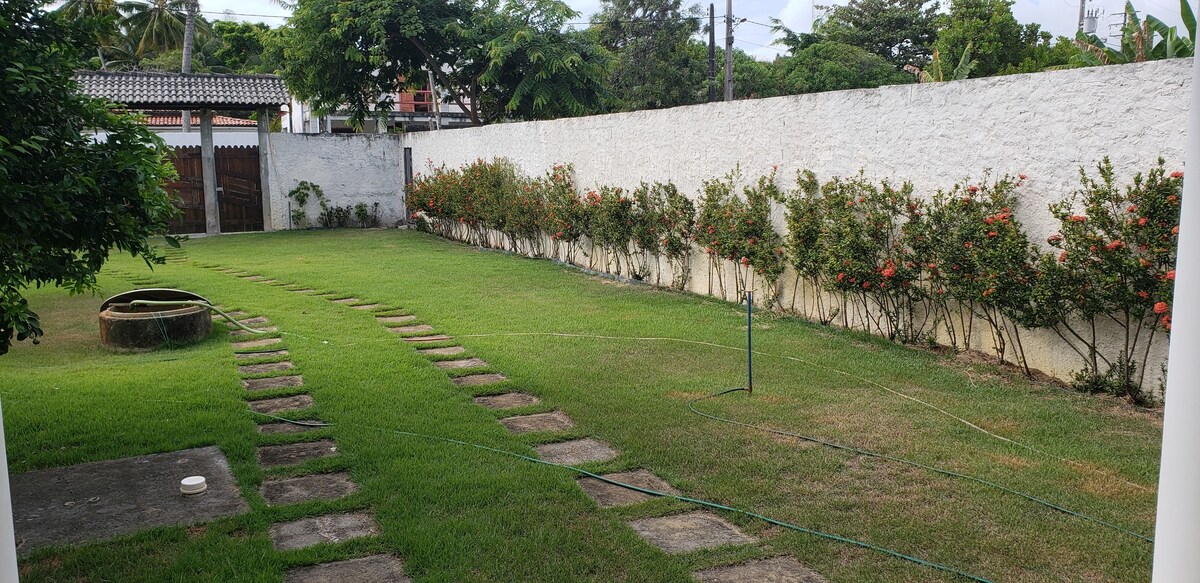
left=265, top=133, right=405, bottom=229
left=397, top=59, right=1192, bottom=390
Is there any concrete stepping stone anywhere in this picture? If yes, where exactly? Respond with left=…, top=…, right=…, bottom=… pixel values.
left=376, top=315, right=416, bottom=324
left=388, top=324, right=434, bottom=334
left=434, top=357, right=488, bottom=370
left=578, top=469, right=679, bottom=508
left=243, top=375, right=304, bottom=391
left=499, top=411, right=575, bottom=434
left=331, top=297, right=361, bottom=304
left=213, top=310, right=247, bottom=320
left=285, top=555, right=409, bottom=583
left=238, top=361, right=294, bottom=375
left=230, top=326, right=278, bottom=337
left=535, top=438, right=618, bottom=465
left=452, top=373, right=507, bottom=386
left=233, top=337, right=282, bottom=350
left=403, top=335, right=453, bottom=343
left=474, top=393, right=540, bottom=410
left=242, top=275, right=265, bottom=281
left=235, top=349, right=289, bottom=360
left=232, top=316, right=269, bottom=326
left=628, top=511, right=755, bottom=554
left=694, top=556, right=827, bottom=583
left=249, top=394, right=314, bottom=414
left=418, top=346, right=465, bottom=356
left=259, top=420, right=324, bottom=434
left=257, top=439, right=337, bottom=468
left=261, top=472, right=359, bottom=506
left=260, top=279, right=278, bottom=284
left=290, top=289, right=316, bottom=294
left=351, top=303, right=383, bottom=310
left=269, top=512, right=379, bottom=550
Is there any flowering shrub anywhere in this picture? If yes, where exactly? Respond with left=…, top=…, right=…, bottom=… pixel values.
left=1030, top=158, right=1181, bottom=403
left=630, top=182, right=696, bottom=288
left=584, top=186, right=634, bottom=273
left=540, top=164, right=587, bottom=262
left=696, top=168, right=786, bottom=302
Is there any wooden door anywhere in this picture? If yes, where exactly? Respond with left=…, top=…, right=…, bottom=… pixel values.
left=165, top=147, right=205, bottom=234
left=215, top=146, right=263, bottom=233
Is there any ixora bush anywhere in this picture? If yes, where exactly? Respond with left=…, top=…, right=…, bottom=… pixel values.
left=408, top=157, right=1182, bottom=401
left=287, top=181, right=381, bottom=229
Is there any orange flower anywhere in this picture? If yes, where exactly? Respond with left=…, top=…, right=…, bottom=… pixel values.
left=1171, top=171, right=1184, bottom=178
left=1154, top=302, right=1169, bottom=314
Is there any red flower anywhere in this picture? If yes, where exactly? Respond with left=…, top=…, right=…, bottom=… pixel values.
left=1171, top=171, right=1184, bottom=178
left=836, top=272, right=846, bottom=282
left=1167, top=270, right=1176, bottom=280
left=1163, top=315, right=1173, bottom=330
left=1058, top=251, right=1069, bottom=262
left=881, top=266, right=896, bottom=278
left=967, top=185, right=979, bottom=193
left=705, top=247, right=712, bottom=254
left=1138, top=217, right=1149, bottom=226
left=1137, top=290, right=1150, bottom=299
left=1127, top=205, right=1138, bottom=213
left=1173, top=226, right=1180, bottom=235
left=1068, top=215, right=1087, bottom=223
left=1047, top=233, right=1063, bottom=244
left=963, top=241, right=973, bottom=249
left=984, top=216, right=995, bottom=225
left=1019, top=174, right=1028, bottom=180
left=862, top=281, right=872, bottom=289
left=1105, top=240, right=1124, bottom=251
left=740, top=257, right=750, bottom=266
left=987, top=231, right=998, bottom=238
left=1155, top=302, right=1169, bottom=314
left=748, top=237, right=757, bottom=245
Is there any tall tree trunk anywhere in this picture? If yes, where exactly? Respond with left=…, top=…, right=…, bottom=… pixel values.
left=181, top=0, right=198, bottom=133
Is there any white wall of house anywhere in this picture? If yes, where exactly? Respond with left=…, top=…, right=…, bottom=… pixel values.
left=264, top=133, right=406, bottom=229
left=154, top=129, right=259, bottom=147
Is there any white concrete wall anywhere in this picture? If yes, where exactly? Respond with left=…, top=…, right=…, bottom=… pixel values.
left=265, top=133, right=406, bottom=229
left=400, top=59, right=1193, bottom=392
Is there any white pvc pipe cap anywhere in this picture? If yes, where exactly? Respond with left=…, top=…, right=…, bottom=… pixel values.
left=180, top=475, right=207, bottom=495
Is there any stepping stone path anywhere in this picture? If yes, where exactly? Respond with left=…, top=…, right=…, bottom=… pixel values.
left=535, top=439, right=618, bottom=465
left=474, top=393, right=540, bottom=410
left=403, top=335, right=453, bottom=343
left=285, top=555, right=410, bottom=583
left=230, top=326, right=278, bottom=337
left=331, top=297, right=361, bottom=304
left=269, top=512, right=379, bottom=550
left=388, top=324, right=434, bottom=334
left=257, top=439, right=337, bottom=468
left=499, top=411, right=575, bottom=434
left=261, top=472, right=358, bottom=506
left=418, top=346, right=465, bottom=356
left=376, top=315, right=417, bottom=324
left=213, top=310, right=247, bottom=320
left=233, top=337, right=281, bottom=350
left=238, top=361, right=294, bottom=375
left=249, top=394, right=314, bottom=414
left=236, top=349, right=288, bottom=360
left=577, top=470, right=679, bottom=508
left=694, top=556, right=828, bottom=583
left=352, top=303, right=383, bottom=310
left=434, top=357, right=488, bottom=370
left=290, top=289, right=316, bottom=294
left=258, top=421, right=323, bottom=434
left=627, top=511, right=755, bottom=554
left=452, top=373, right=507, bottom=386
left=232, top=316, right=269, bottom=326
left=243, top=375, right=304, bottom=391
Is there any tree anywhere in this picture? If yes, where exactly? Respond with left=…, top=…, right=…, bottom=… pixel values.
left=1, top=0, right=180, bottom=355
left=1071, top=0, right=1195, bottom=66
left=280, top=0, right=608, bottom=126
left=931, top=0, right=1024, bottom=78
left=593, top=0, right=706, bottom=110
left=211, top=21, right=272, bottom=73
left=998, top=30, right=1075, bottom=74
left=54, top=0, right=127, bottom=70
left=123, top=0, right=194, bottom=58
left=816, top=0, right=940, bottom=68
left=777, top=40, right=914, bottom=94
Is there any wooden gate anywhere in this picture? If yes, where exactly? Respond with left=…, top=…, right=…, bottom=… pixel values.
left=164, top=145, right=263, bottom=234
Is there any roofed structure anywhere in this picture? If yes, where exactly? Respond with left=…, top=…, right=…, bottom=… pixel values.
left=143, top=111, right=258, bottom=128
left=74, top=71, right=290, bottom=110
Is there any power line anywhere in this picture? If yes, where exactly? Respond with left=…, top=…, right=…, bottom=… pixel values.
left=199, top=10, right=288, bottom=19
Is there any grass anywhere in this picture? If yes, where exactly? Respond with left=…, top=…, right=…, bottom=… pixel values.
left=0, top=228, right=1162, bottom=582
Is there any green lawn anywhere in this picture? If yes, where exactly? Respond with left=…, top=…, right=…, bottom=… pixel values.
left=0, top=229, right=1162, bottom=582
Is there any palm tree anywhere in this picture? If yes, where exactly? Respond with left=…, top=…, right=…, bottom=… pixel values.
left=55, top=0, right=129, bottom=70
left=123, top=0, right=190, bottom=59
left=180, top=0, right=199, bottom=132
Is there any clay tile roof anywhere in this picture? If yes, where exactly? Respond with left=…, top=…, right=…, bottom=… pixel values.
left=142, top=111, right=258, bottom=127
left=74, top=71, right=290, bottom=109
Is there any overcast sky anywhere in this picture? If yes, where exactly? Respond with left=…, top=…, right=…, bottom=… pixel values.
left=195, top=0, right=1193, bottom=60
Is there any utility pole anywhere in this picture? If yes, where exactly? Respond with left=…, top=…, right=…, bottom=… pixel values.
left=723, top=0, right=733, bottom=101
left=708, top=4, right=716, bottom=102
left=181, top=0, right=198, bottom=133
left=1077, top=0, right=1086, bottom=32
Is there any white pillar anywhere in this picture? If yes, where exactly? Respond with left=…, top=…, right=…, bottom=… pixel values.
left=257, top=108, right=273, bottom=232
left=1151, top=55, right=1200, bottom=580
left=0, top=400, right=20, bottom=583
left=200, top=109, right=220, bottom=235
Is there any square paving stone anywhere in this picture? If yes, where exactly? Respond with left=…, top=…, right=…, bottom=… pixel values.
left=474, top=393, right=540, bottom=410
left=403, top=335, right=453, bottom=343
left=231, top=316, right=269, bottom=326
left=238, top=361, right=294, bottom=375
left=577, top=470, right=679, bottom=508
left=243, top=375, right=304, bottom=391
left=376, top=315, right=416, bottom=324
left=290, top=289, right=316, bottom=294
left=628, top=511, right=755, bottom=554
left=213, top=310, right=247, bottom=320
left=694, top=556, right=827, bottom=583
left=535, top=438, right=618, bottom=465
left=388, top=324, right=434, bottom=334
left=331, top=297, right=361, bottom=304
left=257, top=440, right=338, bottom=468
left=230, top=326, right=279, bottom=337
left=417, top=346, right=465, bottom=356
left=452, top=373, right=507, bottom=386
left=351, top=303, right=383, bottom=310
left=242, top=275, right=265, bottom=281
left=434, top=357, right=488, bottom=370
left=249, top=394, right=314, bottom=414
left=270, top=512, right=379, bottom=550
left=233, top=337, right=282, bottom=350
left=236, top=349, right=289, bottom=360
left=259, top=420, right=324, bottom=434
left=11, top=446, right=248, bottom=554
left=260, top=279, right=278, bottom=284
left=499, top=411, right=575, bottom=434
left=285, top=555, right=410, bottom=583
left=261, top=472, right=358, bottom=506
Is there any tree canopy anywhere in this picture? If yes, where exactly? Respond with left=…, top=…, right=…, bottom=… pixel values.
left=1, top=0, right=179, bottom=355
left=593, top=0, right=706, bottom=111
left=816, top=0, right=940, bottom=67
left=931, top=0, right=1025, bottom=77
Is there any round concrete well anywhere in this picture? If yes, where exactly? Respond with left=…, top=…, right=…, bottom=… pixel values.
left=99, top=289, right=212, bottom=351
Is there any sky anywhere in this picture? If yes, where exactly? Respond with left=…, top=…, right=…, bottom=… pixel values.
left=196, top=0, right=1193, bottom=61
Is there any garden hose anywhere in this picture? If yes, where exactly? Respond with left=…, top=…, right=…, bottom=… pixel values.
left=250, top=411, right=994, bottom=583
left=128, top=300, right=272, bottom=334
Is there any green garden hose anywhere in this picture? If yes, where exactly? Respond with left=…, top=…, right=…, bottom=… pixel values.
left=128, top=300, right=272, bottom=334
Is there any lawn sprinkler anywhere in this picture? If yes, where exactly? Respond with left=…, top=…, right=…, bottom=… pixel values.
left=744, top=291, right=753, bottom=395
